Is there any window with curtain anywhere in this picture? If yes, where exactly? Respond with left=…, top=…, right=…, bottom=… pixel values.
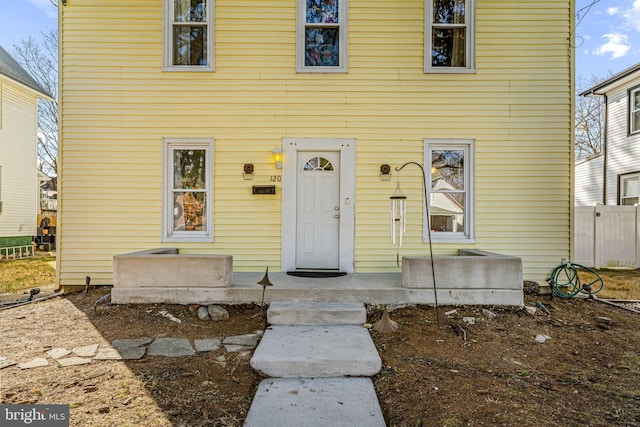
left=297, top=0, right=348, bottom=72
left=424, top=139, right=475, bottom=242
left=163, top=138, right=214, bottom=242
left=630, top=87, right=640, bottom=134
left=163, top=0, right=214, bottom=71
left=426, top=0, right=475, bottom=73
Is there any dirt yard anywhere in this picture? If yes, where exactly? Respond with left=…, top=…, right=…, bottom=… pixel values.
left=1, top=271, right=639, bottom=427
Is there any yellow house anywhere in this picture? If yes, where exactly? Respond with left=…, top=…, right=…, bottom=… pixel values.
left=58, top=0, right=574, bottom=304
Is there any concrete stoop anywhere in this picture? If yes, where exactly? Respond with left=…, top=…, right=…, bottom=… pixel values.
left=267, top=302, right=367, bottom=326
left=246, top=303, right=386, bottom=426
left=244, top=378, right=386, bottom=427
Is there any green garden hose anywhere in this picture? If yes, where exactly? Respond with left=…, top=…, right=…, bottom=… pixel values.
left=547, top=262, right=605, bottom=298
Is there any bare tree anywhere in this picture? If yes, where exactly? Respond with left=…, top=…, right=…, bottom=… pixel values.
left=12, top=30, right=58, bottom=176
left=575, top=74, right=610, bottom=160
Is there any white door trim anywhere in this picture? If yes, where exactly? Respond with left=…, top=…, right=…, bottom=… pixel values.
left=281, top=138, right=355, bottom=273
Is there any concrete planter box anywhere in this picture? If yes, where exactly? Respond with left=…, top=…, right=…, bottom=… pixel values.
left=112, top=248, right=232, bottom=304
left=402, top=250, right=523, bottom=306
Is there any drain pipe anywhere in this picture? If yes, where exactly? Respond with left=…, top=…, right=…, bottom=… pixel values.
left=395, top=162, right=440, bottom=323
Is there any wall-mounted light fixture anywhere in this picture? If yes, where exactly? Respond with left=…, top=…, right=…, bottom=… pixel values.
left=243, top=163, right=255, bottom=180
left=272, top=146, right=283, bottom=169
left=380, top=164, right=392, bottom=181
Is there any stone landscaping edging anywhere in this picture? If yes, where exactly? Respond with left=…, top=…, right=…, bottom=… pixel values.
left=0, top=331, right=263, bottom=370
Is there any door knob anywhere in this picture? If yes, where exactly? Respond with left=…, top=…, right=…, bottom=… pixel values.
left=333, top=214, right=340, bottom=219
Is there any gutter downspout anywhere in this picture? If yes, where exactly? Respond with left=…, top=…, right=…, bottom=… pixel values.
left=602, top=94, right=608, bottom=205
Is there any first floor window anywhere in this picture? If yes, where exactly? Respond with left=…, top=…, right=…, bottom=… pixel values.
left=620, top=173, right=639, bottom=206
left=297, top=0, right=348, bottom=72
left=163, top=0, right=214, bottom=71
left=630, top=87, right=640, bottom=134
left=425, top=0, right=475, bottom=73
left=163, top=138, right=214, bottom=242
left=424, top=139, right=475, bottom=242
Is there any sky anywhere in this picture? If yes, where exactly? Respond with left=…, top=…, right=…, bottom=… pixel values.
left=0, top=0, right=639, bottom=87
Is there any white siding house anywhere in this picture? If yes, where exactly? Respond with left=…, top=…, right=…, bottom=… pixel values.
left=579, top=63, right=640, bottom=206
left=0, top=45, right=52, bottom=249
left=574, top=153, right=604, bottom=206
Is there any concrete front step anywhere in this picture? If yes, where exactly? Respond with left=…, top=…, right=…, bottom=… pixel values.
left=268, top=302, right=367, bottom=326
left=244, top=377, right=386, bottom=427
left=250, top=325, right=382, bottom=378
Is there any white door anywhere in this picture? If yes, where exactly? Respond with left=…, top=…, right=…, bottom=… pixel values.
left=295, top=152, right=340, bottom=269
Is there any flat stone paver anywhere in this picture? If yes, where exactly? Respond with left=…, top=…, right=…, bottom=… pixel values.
left=18, top=358, right=49, bottom=369
left=45, top=348, right=71, bottom=359
left=57, top=357, right=92, bottom=367
left=194, top=338, right=221, bottom=353
left=147, top=338, right=195, bottom=357
left=250, top=325, right=381, bottom=378
left=72, top=344, right=99, bottom=357
left=112, top=338, right=153, bottom=348
left=94, top=348, right=124, bottom=360
left=0, top=356, right=17, bottom=369
left=244, top=378, right=386, bottom=427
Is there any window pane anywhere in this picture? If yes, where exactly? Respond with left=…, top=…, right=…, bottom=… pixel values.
left=430, top=194, right=464, bottom=232
left=306, top=0, right=338, bottom=23
left=623, top=176, right=639, bottom=197
left=305, top=28, right=340, bottom=66
left=633, top=92, right=640, bottom=111
left=173, top=191, right=207, bottom=231
left=173, top=26, right=207, bottom=65
left=433, top=0, right=465, bottom=24
left=432, top=28, right=466, bottom=67
left=432, top=150, right=464, bottom=190
left=173, top=149, right=207, bottom=189
left=633, top=111, right=640, bottom=132
left=175, top=0, right=206, bottom=22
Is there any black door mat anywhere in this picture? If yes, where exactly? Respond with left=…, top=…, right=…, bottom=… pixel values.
left=286, top=271, right=347, bottom=278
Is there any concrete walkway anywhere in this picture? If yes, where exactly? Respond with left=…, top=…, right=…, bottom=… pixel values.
left=245, top=303, right=386, bottom=426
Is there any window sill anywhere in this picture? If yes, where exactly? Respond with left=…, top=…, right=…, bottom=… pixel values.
left=163, top=65, right=215, bottom=72
left=162, top=235, right=214, bottom=243
left=424, top=68, right=476, bottom=74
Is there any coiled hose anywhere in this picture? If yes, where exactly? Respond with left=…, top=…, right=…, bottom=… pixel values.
left=547, top=262, right=604, bottom=298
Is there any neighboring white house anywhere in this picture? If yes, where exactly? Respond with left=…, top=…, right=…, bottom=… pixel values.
left=574, top=152, right=604, bottom=206
left=578, top=63, right=640, bottom=206
left=0, top=45, right=52, bottom=251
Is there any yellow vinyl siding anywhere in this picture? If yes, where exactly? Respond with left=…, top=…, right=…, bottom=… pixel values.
left=59, top=0, right=572, bottom=286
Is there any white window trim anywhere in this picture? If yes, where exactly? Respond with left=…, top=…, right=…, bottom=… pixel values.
left=620, top=172, right=640, bottom=206
left=296, top=0, right=348, bottom=73
left=424, top=0, right=475, bottom=74
left=163, top=0, right=215, bottom=72
left=423, top=138, right=475, bottom=243
left=630, top=86, right=640, bottom=135
left=162, top=138, right=214, bottom=242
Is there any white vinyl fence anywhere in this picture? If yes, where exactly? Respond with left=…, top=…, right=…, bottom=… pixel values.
left=574, top=205, right=640, bottom=268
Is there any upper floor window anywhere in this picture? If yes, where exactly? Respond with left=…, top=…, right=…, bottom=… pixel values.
left=163, top=138, right=214, bottom=242
left=620, top=173, right=639, bottom=206
left=297, top=0, right=348, bottom=73
left=424, top=139, right=475, bottom=242
left=630, top=87, right=640, bottom=135
left=163, top=0, right=214, bottom=71
left=425, top=0, right=475, bottom=73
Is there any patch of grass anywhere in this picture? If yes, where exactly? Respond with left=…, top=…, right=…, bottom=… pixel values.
left=0, top=255, right=56, bottom=293
left=595, top=269, right=640, bottom=300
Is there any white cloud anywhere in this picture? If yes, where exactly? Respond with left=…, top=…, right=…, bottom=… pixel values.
left=593, top=33, right=630, bottom=59
left=606, top=7, right=619, bottom=16
left=27, top=0, right=57, bottom=19
left=622, top=0, right=640, bottom=32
